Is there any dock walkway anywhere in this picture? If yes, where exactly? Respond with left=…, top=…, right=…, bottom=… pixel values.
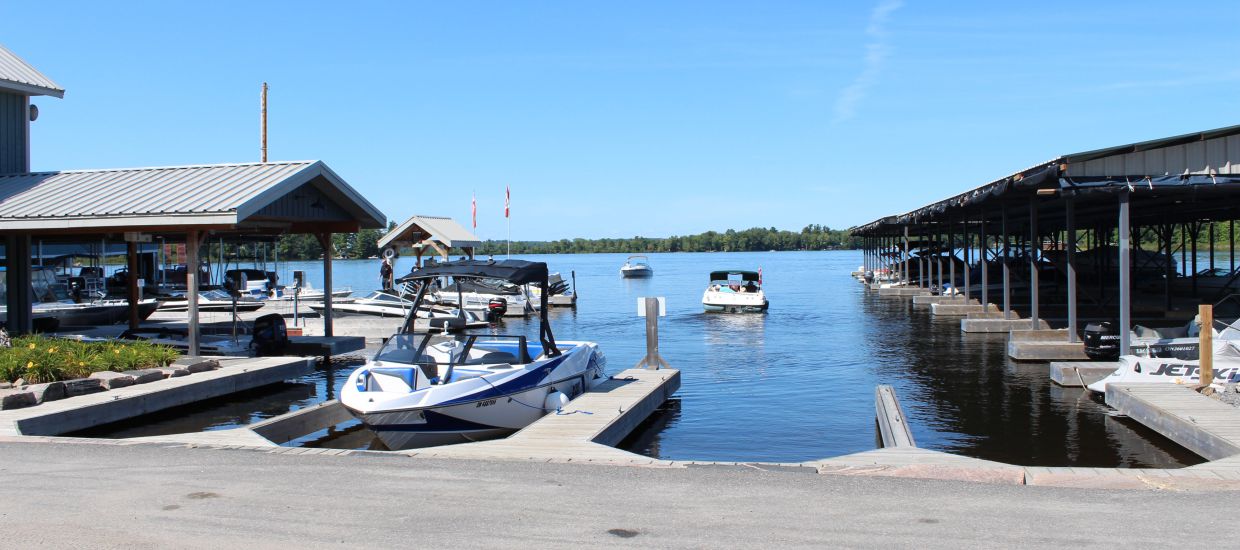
left=1106, top=384, right=1240, bottom=460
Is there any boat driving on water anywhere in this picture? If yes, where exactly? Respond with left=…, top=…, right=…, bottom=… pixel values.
left=620, top=255, right=654, bottom=278
left=702, top=269, right=768, bottom=313
left=340, top=259, right=608, bottom=450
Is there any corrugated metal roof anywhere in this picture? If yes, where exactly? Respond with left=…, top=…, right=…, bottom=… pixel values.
left=0, top=44, right=64, bottom=98
left=0, top=160, right=386, bottom=230
left=378, top=214, right=482, bottom=250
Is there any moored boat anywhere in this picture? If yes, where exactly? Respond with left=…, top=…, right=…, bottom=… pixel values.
left=702, top=269, right=768, bottom=313
left=620, top=255, right=654, bottom=278
left=340, top=259, right=607, bottom=450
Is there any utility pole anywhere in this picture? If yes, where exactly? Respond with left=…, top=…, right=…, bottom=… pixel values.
left=261, top=82, right=268, bottom=163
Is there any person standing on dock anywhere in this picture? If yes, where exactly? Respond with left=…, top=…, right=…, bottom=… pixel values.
left=379, top=258, right=394, bottom=291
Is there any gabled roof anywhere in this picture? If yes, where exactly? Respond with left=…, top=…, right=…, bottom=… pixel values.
left=378, top=214, right=482, bottom=250
left=0, top=160, right=385, bottom=231
left=0, top=44, right=64, bottom=98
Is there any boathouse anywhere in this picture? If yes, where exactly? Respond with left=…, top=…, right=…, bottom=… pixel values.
left=378, top=214, right=481, bottom=266
left=853, top=124, right=1240, bottom=357
left=0, top=44, right=386, bottom=354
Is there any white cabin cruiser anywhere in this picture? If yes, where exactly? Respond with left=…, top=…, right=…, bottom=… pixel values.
left=702, top=270, right=768, bottom=313
left=340, top=259, right=607, bottom=450
left=620, top=255, right=654, bottom=278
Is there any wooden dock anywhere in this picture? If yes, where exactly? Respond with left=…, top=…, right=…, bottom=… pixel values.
left=0, top=356, right=313, bottom=437
left=1106, top=384, right=1240, bottom=460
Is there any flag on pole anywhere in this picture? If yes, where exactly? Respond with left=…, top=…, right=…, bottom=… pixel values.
left=505, top=185, right=510, bottom=218
left=471, top=193, right=477, bottom=229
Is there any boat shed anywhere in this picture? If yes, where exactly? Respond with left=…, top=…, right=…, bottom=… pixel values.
left=0, top=161, right=386, bottom=353
left=377, top=214, right=481, bottom=266
left=852, top=123, right=1240, bottom=356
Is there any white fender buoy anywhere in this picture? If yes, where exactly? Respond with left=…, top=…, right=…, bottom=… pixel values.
left=544, top=391, right=569, bottom=411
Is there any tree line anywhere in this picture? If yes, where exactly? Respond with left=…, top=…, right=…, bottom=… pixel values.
left=272, top=224, right=860, bottom=260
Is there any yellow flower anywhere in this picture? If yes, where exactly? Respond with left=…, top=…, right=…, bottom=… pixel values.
left=113, top=349, right=120, bottom=355
left=78, top=362, right=86, bottom=367
left=25, top=361, right=33, bottom=370
left=27, top=343, right=35, bottom=349
left=47, top=347, right=56, bottom=354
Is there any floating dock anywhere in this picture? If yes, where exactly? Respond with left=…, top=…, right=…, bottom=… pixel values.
left=0, top=356, right=313, bottom=437
left=1049, top=361, right=1118, bottom=387
left=1106, top=384, right=1240, bottom=461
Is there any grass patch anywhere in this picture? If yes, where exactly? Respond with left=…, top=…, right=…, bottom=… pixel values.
left=0, top=335, right=180, bottom=384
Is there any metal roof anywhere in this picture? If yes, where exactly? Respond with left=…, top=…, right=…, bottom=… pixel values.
left=378, top=214, right=482, bottom=250
left=0, top=44, right=64, bottom=98
left=0, top=160, right=386, bottom=231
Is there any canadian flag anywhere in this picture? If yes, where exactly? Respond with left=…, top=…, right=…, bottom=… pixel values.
left=471, top=193, right=477, bottom=229
left=505, top=185, right=510, bottom=218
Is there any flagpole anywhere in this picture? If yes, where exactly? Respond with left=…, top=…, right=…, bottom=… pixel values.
left=507, top=216, right=511, bottom=259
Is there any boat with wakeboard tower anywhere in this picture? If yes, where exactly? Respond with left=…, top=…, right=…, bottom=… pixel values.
left=340, top=259, right=608, bottom=450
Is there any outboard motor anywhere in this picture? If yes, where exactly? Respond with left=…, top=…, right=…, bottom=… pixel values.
left=487, top=297, right=508, bottom=321
left=1083, top=321, right=1121, bottom=360
left=251, top=313, right=290, bottom=356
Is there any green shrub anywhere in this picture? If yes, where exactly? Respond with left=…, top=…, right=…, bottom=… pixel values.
left=0, top=336, right=182, bottom=383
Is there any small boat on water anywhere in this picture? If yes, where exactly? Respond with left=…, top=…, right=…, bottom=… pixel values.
left=158, top=289, right=266, bottom=312
left=340, top=259, right=608, bottom=450
left=620, top=255, right=654, bottom=278
left=702, top=269, right=768, bottom=313
left=428, top=277, right=536, bottom=317
left=308, top=290, right=487, bottom=330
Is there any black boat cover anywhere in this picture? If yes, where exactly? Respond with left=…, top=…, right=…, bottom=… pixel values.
left=397, top=259, right=549, bottom=285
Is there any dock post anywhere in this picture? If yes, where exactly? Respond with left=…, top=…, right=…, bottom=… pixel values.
left=1200, top=304, right=1214, bottom=388
left=948, top=218, right=956, bottom=295
left=1118, top=191, right=1132, bottom=356
left=1002, top=205, right=1011, bottom=320
left=980, top=211, right=988, bottom=307
left=963, top=219, right=971, bottom=301
left=1066, top=198, right=1078, bottom=342
left=186, top=230, right=201, bottom=356
left=1029, top=197, right=1039, bottom=327
left=636, top=297, right=669, bottom=369
left=903, top=225, right=910, bottom=285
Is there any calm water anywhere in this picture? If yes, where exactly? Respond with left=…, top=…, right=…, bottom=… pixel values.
left=79, top=251, right=1201, bottom=467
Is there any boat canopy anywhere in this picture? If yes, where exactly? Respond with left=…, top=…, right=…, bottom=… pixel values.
left=709, top=270, right=760, bottom=282
left=397, top=259, right=548, bottom=286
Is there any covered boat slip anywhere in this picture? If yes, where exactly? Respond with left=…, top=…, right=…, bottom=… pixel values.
left=0, top=161, right=386, bottom=356
left=852, top=124, right=1240, bottom=358
left=377, top=214, right=481, bottom=266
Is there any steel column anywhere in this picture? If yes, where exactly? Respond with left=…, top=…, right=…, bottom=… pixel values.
left=1118, top=192, right=1132, bottom=356
left=1066, top=198, right=1078, bottom=342
left=1002, top=205, right=1011, bottom=320
left=1029, top=198, right=1039, bottom=326
left=186, top=231, right=201, bottom=356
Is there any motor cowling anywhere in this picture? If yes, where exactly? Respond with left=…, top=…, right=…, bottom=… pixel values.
left=486, top=298, right=508, bottom=321
left=1083, top=321, right=1121, bottom=360
left=251, top=313, right=289, bottom=356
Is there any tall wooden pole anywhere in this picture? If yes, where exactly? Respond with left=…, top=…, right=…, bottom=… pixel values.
left=261, top=82, right=268, bottom=163
left=1201, top=304, right=1214, bottom=388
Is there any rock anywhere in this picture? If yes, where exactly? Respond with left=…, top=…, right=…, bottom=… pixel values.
left=62, top=377, right=106, bottom=397
left=0, top=389, right=36, bottom=410
left=155, top=367, right=190, bottom=378
left=0, top=382, right=11, bottom=389
left=121, top=369, right=165, bottom=385
left=20, top=382, right=66, bottom=404
left=89, top=371, right=135, bottom=389
left=13, top=378, right=26, bottom=387
left=173, top=357, right=220, bottom=373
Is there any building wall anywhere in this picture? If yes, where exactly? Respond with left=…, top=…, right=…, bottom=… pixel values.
left=0, top=91, right=28, bottom=174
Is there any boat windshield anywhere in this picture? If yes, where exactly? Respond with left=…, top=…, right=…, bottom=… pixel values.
left=374, top=333, right=538, bottom=369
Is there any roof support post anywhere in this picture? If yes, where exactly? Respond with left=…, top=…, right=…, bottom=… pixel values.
left=919, top=230, right=927, bottom=288
left=1163, top=222, right=1173, bottom=312
left=980, top=211, right=988, bottom=307
left=903, top=225, right=910, bottom=286
left=1190, top=222, right=1199, bottom=297
left=963, top=218, right=971, bottom=301
left=1210, top=223, right=1216, bottom=273
left=948, top=218, right=956, bottom=295
left=935, top=226, right=943, bottom=291
left=4, top=233, right=33, bottom=335
left=1002, top=205, right=1011, bottom=320
left=1066, top=197, right=1078, bottom=342
left=1118, top=191, right=1132, bottom=356
left=1029, top=197, right=1039, bottom=328
left=127, top=241, right=140, bottom=330
left=316, top=233, right=334, bottom=337
left=186, top=230, right=201, bottom=356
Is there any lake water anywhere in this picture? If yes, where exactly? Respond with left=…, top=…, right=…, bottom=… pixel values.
left=79, top=251, right=1202, bottom=467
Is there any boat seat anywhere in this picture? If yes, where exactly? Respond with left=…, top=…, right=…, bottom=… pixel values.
left=464, top=351, right=520, bottom=366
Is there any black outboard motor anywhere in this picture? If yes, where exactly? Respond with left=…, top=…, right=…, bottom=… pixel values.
left=487, top=297, right=508, bottom=321
left=251, top=313, right=289, bottom=356
left=1083, top=321, right=1121, bottom=360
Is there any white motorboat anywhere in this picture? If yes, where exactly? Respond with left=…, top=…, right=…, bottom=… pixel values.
left=268, top=280, right=353, bottom=302
left=158, top=289, right=266, bottom=312
left=308, top=291, right=488, bottom=331
left=2, top=267, right=160, bottom=327
left=428, top=277, right=536, bottom=318
left=224, top=268, right=282, bottom=299
left=620, top=255, right=654, bottom=278
left=340, top=259, right=608, bottom=450
left=1087, top=339, right=1240, bottom=394
left=702, top=269, right=768, bottom=313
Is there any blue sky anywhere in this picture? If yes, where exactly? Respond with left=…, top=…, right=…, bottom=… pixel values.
left=3, top=1, right=1238, bottom=240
